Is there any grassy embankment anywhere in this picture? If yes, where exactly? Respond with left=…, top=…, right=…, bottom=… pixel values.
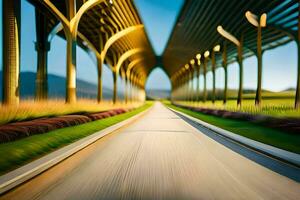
left=164, top=101, right=300, bottom=154
left=0, top=99, right=144, bottom=126
left=0, top=101, right=153, bottom=174
left=175, top=91, right=300, bottom=118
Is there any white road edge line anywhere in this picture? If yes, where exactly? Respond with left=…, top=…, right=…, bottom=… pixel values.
left=167, top=106, right=300, bottom=168
left=0, top=105, right=152, bottom=195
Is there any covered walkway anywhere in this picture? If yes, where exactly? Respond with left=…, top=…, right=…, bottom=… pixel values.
left=1, top=1, right=300, bottom=199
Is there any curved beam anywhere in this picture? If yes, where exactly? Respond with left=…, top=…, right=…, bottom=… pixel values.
left=126, top=58, right=145, bottom=79
left=48, top=23, right=63, bottom=41
left=77, top=32, right=101, bottom=58
left=47, top=22, right=101, bottom=61
left=114, top=48, right=146, bottom=73
left=101, top=25, right=144, bottom=62
left=43, top=0, right=70, bottom=30
left=70, top=0, right=106, bottom=39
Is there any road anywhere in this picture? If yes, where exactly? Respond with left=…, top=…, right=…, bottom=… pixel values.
left=1, top=102, right=300, bottom=200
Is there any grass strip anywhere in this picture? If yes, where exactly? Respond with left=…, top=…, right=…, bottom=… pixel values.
left=173, top=98, right=300, bottom=118
left=0, top=102, right=153, bottom=174
left=164, top=102, right=300, bottom=154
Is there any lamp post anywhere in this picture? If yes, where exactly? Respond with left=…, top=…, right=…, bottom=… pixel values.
left=245, top=11, right=267, bottom=107
left=217, top=25, right=244, bottom=107
left=190, top=59, right=196, bottom=102
left=222, top=43, right=228, bottom=105
left=203, top=50, right=210, bottom=103
left=211, top=44, right=221, bottom=104
left=184, top=64, right=190, bottom=103
left=195, top=53, right=201, bottom=103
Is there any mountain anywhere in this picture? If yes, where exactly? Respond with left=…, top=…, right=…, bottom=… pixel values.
left=0, top=71, right=114, bottom=100
left=146, top=89, right=170, bottom=100
left=282, top=87, right=296, bottom=92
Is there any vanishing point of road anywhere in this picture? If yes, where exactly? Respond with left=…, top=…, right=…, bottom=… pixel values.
left=2, top=102, right=300, bottom=200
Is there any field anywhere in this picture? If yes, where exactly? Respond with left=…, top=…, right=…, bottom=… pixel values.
left=164, top=102, right=300, bottom=154
left=174, top=91, right=299, bottom=118
left=0, top=99, right=143, bottom=126
left=0, top=101, right=153, bottom=174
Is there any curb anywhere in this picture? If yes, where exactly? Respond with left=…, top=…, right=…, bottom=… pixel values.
left=0, top=106, right=152, bottom=195
left=168, top=107, right=300, bottom=168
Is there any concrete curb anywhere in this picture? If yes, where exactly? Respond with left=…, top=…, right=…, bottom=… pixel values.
left=168, top=107, right=300, bottom=168
left=0, top=106, right=152, bottom=195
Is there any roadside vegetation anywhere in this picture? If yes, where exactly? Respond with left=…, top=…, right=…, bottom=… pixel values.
left=164, top=101, right=300, bottom=154
left=174, top=91, right=299, bottom=118
left=0, top=99, right=143, bottom=126
left=0, top=101, right=153, bottom=174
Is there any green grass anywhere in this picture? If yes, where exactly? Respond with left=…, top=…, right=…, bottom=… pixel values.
left=174, top=98, right=300, bottom=118
left=0, top=101, right=153, bottom=174
left=164, top=101, right=300, bottom=154
left=0, top=99, right=144, bottom=126
left=177, top=90, right=299, bottom=118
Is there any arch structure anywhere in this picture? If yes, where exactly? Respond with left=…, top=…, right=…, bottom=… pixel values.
left=162, top=0, right=300, bottom=108
left=2, top=0, right=156, bottom=105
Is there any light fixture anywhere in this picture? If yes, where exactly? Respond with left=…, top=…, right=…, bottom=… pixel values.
left=260, top=13, right=267, bottom=27
left=82, top=41, right=88, bottom=46
left=109, top=0, right=113, bottom=5
left=245, top=11, right=259, bottom=27
left=217, top=26, right=240, bottom=46
left=190, top=59, right=195, bottom=65
left=213, top=44, right=221, bottom=52
left=204, top=51, right=210, bottom=58
left=245, top=11, right=267, bottom=28
left=196, top=53, right=201, bottom=60
left=100, top=18, right=105, bottom=24
left=185, top=64, right=189, bottom=70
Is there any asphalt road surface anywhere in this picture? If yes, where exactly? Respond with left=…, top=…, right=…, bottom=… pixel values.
left=1, top=102, right=300, bottom=200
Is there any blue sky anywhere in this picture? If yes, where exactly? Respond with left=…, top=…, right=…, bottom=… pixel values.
left=0, top=0, right=298, bottom=92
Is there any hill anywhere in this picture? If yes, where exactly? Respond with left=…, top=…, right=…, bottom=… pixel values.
left=146, top=89, right=170, bottom=100
left=0, top=71, right=115, bottom=100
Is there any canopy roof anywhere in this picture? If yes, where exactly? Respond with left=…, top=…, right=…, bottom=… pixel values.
left=162, top=0, right=299, bottom=78
left=29, top=0, right=156, bottom=83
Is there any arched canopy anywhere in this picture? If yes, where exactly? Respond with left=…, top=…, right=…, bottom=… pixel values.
left=28, top=0, right=156, bottom=81
left=162, top=0, right=299, bottom=78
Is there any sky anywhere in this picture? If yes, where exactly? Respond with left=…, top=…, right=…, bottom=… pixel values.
left=0, top=0, right=298, bottom=93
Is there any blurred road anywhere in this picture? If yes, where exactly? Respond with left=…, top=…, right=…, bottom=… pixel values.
left=1, top=102, right=300, bottom=200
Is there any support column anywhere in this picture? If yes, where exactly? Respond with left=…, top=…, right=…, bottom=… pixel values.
left=237, top=36, right=244, bottom=107
left=125, top=77, right=128, bottom=103
left=185, top=74, right=189, bottom=102
left=189, top=69, right=194, bottom=102
left=66, top=35, right=76, bottom=103
left=112, top=71, right=118, bottom=104
left=66, top=0, right=76, bottom=104
left=127, top=79, right=131, bottom=103
left=35, top=9, right=50, bottom=101
left=196, top=65, right=200, bottom=102
left=211, top=51, right=216, bottom=104
left=295, top=6, right=300, bottom=109
left=203, top=59, right=207, bottom=103
left=35, top=42, right=50, bottom=101
left=2, top=0, right=20, bottom=105
left=131, top=74, right=135, bottom=102
left=97, top=57, right=102, bottom=103
left=255, top=25, right=263, bottom=106
left=222, top=44, right=228, bottom=104
left=130, top=80, right=133, bottom=102
left=296, top=43, right=300, bottom=109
